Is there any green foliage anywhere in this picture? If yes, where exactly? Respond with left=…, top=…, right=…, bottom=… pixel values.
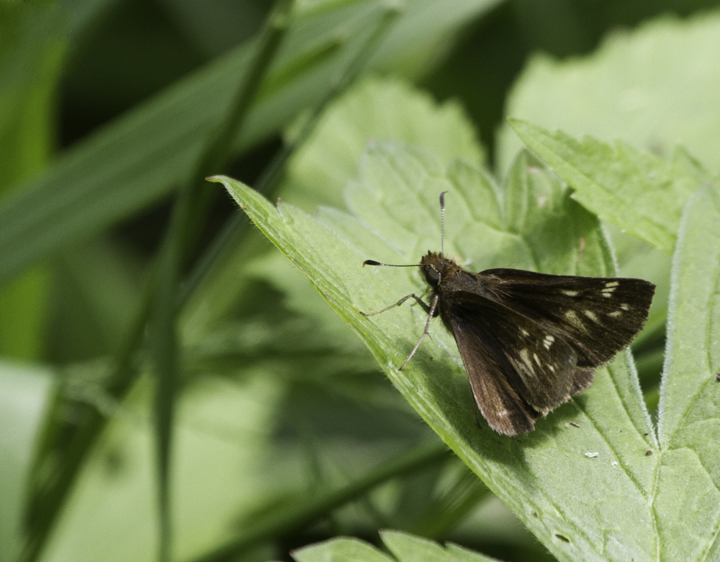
left=292, top=530, right=502, bottom=562
left=218, top=134, right=720, bottom=559
left=3, top=1, right=720, bottom=562
left=509, top=119, right=713, bottom=254
left=496, top=12, right=720, bottom=174
left=280, top=75, right=486, bottom=211
left=0, top=0, right=499, bottom=287
left=0, top=362, right=53, bottom=562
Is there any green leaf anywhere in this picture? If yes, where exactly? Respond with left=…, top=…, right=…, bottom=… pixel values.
left=0, top=2, right=66, bottom=359
left=381, top=529, right=501, bottom=561
left=650, top=184, right=720, bottom=560
left=45, top=240, right=141, bottom=362
left=35, top=372, right=288, bottom=562
left=281, top=75, right=485, bottom=211
left=659, top=183, right=720, bottom=442
left=497, top=12, right=720, bottom=174
left=0, top=361, right=53, bottom=562
left=292, top=537, right=394, bottom=562
left=509, top=119, right=712, bottom=253
left=0, top=0, right=501, bottom=287
left=212, top=141, right=661, bottom=561
left=291, top=530, right=502, bottom=562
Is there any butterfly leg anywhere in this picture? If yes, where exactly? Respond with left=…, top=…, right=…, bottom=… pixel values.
left=399, top=295, right=440, bottom=371
left=360, top=293, right=432, bottom=316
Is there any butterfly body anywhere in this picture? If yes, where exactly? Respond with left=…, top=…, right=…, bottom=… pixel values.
left=418, top=251, right=654, bottom=435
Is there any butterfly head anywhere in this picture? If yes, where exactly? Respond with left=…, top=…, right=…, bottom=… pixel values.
left=420, top=252, right=457, bottom=289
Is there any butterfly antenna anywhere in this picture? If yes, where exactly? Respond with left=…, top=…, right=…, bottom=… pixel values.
left=363, top=260, right=421, bottom=268
left=439, top=191, right=447, bottom=256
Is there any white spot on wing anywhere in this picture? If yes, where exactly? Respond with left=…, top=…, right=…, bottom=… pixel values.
left=518, top=348, right=529, bottom=363
left=564, top=309, right=586, bottom=331
left=583, top=310, right=599, bottom=322
left=562, top=290, right=579, bottom=297
left=601, top=281, right=618, bottom=297
left=518, top=349, right=535, bottom=373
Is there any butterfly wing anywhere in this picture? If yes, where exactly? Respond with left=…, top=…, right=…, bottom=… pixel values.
left=477, top=268, right=655, bottom=367
left=441, top=292, right=581, bottom=435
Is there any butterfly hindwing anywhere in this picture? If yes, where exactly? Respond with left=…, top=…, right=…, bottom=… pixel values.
left=450, top=315, right=539, bottom=435
left=440, top=292, right=580, bottom=434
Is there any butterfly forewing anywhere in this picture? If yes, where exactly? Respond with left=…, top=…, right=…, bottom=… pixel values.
left=450, top=314, right=539, bottom=435
left=477, top=269, right=655, bottom=367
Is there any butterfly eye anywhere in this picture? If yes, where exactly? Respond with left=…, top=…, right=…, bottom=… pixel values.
left=425, top=266, right=440, bottom=287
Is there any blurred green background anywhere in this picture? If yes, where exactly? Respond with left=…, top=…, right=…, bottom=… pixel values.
left=1, top=0, right=718, bottom=561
